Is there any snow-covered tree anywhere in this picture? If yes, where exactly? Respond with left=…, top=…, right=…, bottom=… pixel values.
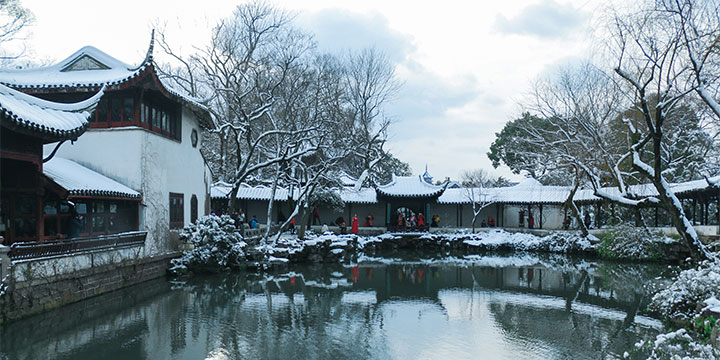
left=0, top=0, right=33, bottom=62
left=489, top=1, right=720, bottom=261
left=343, top=48, right=400, bottom=189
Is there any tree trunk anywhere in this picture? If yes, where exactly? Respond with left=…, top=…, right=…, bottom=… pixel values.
left=565, top=176, right=588, bottom=237
left=654, top=178, right=715, bottom=261
left=296, top=205, right=310, bottom=240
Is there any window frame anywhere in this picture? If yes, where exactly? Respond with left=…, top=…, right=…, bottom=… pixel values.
left=169, top=193, right=184, bottom=229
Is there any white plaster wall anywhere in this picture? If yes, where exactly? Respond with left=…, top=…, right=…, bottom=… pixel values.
left=346, top=203, right=386, bottom=226
left=140, top=109, right=210, bottom=254
left=502, top=204, right=565, bottom=229
left=44, top=109, right=210, bottom=255
left=45, top=128, right=145, bottom=190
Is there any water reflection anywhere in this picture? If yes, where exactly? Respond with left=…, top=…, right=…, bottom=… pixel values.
left=0, top=254, right=672, bottom=360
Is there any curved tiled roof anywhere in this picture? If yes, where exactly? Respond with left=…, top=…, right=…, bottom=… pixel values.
left=0, top=33, right=212, bottom=127
left=44, top=157, right=141, bottom=199
left=0, top=46, right=149, bottom=90
left=0, top=83, right=102, bottom=141
left=212, top=176, right=720, bottom=206
left=339, top=188, right=378, bottom=204
left=210, top=182, right=289, bottom=201
left=376, top=175, right=446, bottom=198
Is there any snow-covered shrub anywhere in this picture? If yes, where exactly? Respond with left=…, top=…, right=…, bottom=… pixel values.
left=537, top=232, right=595, bottom=253
left=170, top=215, right=247, bottom=274
left=629, top=329, right=719, bottom=360
left=649, top=260, right=720, bottom=320
left=597, top=225, right=671, bottom=261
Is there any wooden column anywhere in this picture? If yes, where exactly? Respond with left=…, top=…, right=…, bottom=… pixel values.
left=655, top=206, right=659, bottom=227
left=692, top=198, right=697, bottom=225
left=539, top=204, right=543, bottom=229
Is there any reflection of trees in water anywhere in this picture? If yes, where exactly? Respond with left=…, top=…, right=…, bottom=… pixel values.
left=0, top=258, right=671, bottom=360
left=487, top=301, right=658, bottom=359
left=168, top=268, right=390, bottom=359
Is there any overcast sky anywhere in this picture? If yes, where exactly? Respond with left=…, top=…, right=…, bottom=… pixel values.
left=21, top=0, right=601, bottom=181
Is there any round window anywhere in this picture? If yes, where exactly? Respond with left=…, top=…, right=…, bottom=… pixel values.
left=191, top=129, right=198, bottom=148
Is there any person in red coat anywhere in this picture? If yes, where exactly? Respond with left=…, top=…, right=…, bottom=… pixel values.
left=417, top=212, right=426, bottom=229
left=351, top=214, right=359, bottom=234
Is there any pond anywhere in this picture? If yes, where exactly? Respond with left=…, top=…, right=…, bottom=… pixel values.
left=0, top=253, right=675, bottom=360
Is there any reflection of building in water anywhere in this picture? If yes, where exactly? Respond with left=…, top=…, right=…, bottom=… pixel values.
left=0, top=261, right=665, bottom=359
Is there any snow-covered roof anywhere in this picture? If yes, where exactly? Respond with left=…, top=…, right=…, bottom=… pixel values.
left=0, top=33, right=212, bottom=127
left=376, top=175, right=446, bottom=198
left=0, top=83, right=102, bottom=142
left=43, top=157, right=141, bottom=199
left=0, top=46, right=148, bottom=89
left=437, top=188, right=491, bottom=204
left=210, top=182, right=289, bottom=201
left=339, top=188, right=377, bottom=204
left=211, top=175, right=720, bottom=206
left=339, top=173, right=358, bottom=187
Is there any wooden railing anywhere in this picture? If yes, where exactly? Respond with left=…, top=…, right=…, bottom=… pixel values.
left=9, top=231, right=147, bottom=260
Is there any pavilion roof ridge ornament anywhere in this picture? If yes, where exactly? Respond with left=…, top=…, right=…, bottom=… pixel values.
left=133, top=29, right=155, bottom=71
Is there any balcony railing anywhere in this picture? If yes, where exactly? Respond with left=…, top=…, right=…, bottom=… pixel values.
left=9, top=231, right=147, bottom=260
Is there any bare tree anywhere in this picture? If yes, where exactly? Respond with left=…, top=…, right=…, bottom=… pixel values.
left=0, top=0, right=33, bottom=61
left=157, top=2, right=319, bottom=214
left=461, top=170, right=496, bottom=232
left=491, top=1, right=718, bottom=260
left=344, top=48, right=400, bottom=189
left=607, top=0, right=717, bottom=260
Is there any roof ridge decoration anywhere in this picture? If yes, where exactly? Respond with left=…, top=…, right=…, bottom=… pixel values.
left=132, top=29, right=155, bottom=71
left=60, top=54, right=111, bottom=72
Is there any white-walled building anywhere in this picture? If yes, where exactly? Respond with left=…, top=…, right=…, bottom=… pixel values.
left=0, top=36, right=213, bottom=254
left=211, top=174, right=720, bottom=232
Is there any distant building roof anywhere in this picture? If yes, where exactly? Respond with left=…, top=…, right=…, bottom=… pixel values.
left=0, top=83, right=102, bottom=142
left=211, top=175, right=720, bottom=206
left=43, top=157, right=141, bottom=199
left=376, top=175, right=446, bottom=198
left=210, top=182, right=289, bottom=201
left=338, top=188, right=378, bottom=204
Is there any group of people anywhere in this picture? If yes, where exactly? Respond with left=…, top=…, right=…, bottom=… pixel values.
left=393, top=212, right=440, bottom=231
left=479, top=216, right=496, bottom=228
left=229, top=209, right=258, bottom=229
left=562, top=212, right=592, bottom=230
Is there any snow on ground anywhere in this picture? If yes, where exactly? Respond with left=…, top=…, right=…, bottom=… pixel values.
left=422, top=229, right=595, bottom=253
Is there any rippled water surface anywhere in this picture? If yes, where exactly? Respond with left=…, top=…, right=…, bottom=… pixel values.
left=0, top=254, right=674, bottom=360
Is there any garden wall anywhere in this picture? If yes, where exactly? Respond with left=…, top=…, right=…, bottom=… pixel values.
left=0, top=245, right=176, bottom=324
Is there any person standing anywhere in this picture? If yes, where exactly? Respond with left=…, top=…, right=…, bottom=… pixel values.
left=312, top=207, right=321, bottom=225
left=351, top=214, right=359, bottom=234
left=528, top=212, right=535, bottom=229
left=417, top=212, right=425, bottom=230
left=584, top=212, right=592, bottom=229
left=237, top=209, right=246, bottom=226
left=67, top=209, right=85, bottom=239
left=290, top=217, right=296, bottom=234
left=250, top=215, right=258, bottom=229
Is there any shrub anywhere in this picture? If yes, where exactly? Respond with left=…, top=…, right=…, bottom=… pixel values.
left=597, top=225, right=670, bottom=261
left=170, top=215, right=247, bottom=274
left=649, top=260, right=720, bottom=321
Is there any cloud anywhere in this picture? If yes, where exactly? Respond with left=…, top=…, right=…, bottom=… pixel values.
left=296, top=8, right=415, bottom=63
left=493, top=0, right=586, bottom=39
